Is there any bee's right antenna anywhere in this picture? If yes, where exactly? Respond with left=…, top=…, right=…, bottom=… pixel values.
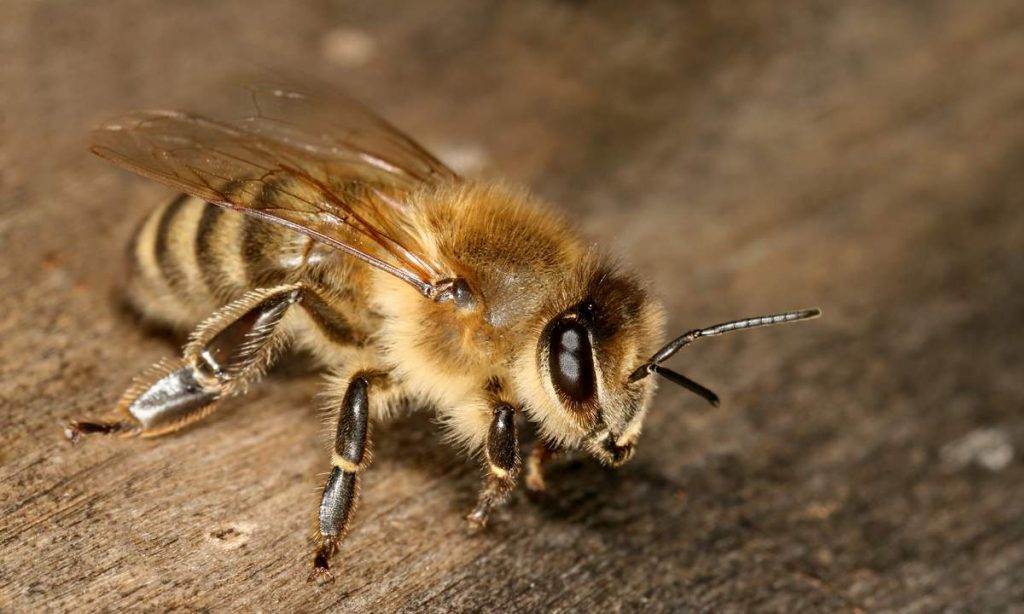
left=628, top=308, right=822, bottom=404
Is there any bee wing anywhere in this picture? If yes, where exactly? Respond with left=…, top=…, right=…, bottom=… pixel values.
left=91, top=90, right=458, bottom=297
left=232, top=79, right=458, bottom=187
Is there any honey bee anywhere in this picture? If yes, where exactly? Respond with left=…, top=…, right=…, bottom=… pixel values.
left=65, top=82, right=820, bottom=583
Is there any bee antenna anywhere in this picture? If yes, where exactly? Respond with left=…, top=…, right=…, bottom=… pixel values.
left=651, top=365, right=720, bottom=407
left=628, top=308, right=822, bottom=391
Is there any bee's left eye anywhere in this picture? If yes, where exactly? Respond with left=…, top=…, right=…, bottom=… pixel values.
left=548, top=318, right=596, bottom=406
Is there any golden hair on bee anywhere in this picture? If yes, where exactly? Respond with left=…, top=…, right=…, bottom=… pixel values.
left=65, top=81, right=820, bottom=584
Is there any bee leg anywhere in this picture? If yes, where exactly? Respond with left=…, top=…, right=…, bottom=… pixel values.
left=309, top=374, right=372, bottom=584
left=63, top=357, right=219, bottom=443
left=466, top=403, right=521, bottom=530
left=524, top=440, right=561, bottom=493
left=65, top=284, right=303, bottom=443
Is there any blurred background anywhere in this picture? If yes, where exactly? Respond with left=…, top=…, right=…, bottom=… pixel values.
left=2, top=1, right=1022, bottom=611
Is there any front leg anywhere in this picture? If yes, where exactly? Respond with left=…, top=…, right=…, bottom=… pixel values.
left=466, top=403, right=521, bottom=529
left=524, top=440, right=561, bottom=493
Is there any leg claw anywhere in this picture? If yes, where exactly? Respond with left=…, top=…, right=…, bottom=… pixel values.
left=62, top=419, right=132, bottom=444
left=63, top=423, right=82, bottom=445
left=465, top=508, right=489, bottom=532
left=307, top=565, right=335, bottom=585
left=524, top=472, right=546, bottom=493
left=308, top=544, right=337, bottom=585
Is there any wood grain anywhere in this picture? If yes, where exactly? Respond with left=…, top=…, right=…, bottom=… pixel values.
left=2, top=1, right=1023, bottom=611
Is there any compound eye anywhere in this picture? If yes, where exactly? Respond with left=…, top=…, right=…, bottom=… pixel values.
left=548, top=318, right=596, bottom=406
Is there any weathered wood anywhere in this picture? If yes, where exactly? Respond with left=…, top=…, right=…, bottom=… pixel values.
left=2, top=1, right=1023, bottom=611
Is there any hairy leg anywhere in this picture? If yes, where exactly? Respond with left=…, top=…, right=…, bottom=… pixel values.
left=466, top=403, right=521, bottom=529
left=309, top=370, right=391, bottom=583
left=65, top=283, right=306, bottom=441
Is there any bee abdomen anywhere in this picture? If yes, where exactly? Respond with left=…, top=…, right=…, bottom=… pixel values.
left=126, top=195, right=209, bottom=328
left=127, top=195, right=254, bottom=329
left=126, top=193, right=331, bottom=331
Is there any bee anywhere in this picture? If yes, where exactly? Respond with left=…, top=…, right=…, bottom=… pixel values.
left=65, top=82, right=820, bottom=583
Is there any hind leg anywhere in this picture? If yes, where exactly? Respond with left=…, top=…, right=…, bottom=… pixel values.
left=65, top=283, right=306, bottom=442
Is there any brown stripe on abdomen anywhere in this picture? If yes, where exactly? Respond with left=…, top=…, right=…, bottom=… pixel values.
left=124, top=194, right=213, bottom=328
left=195, top=203, right=225, bottom=296
left=242, top=215, right=289, bottom=287
left=154, top=193, right=191, bottom=296
left=193, top=203, right=251, bottom=302
left=300, top=289, right=358, bottom=346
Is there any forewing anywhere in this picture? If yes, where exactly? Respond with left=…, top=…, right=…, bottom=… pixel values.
left=233, top=79, right=458, bottom=186
left=91, top=92, right=456, bottom=296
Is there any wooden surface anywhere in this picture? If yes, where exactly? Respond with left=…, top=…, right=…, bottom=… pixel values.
left=3, top=1, right=1024, bottom=611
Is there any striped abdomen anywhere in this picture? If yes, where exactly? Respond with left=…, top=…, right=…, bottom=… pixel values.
left=125, top=194, right=363, bottom=341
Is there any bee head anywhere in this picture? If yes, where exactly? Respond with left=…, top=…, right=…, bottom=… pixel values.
left=521, top=264, right=664, bottom=467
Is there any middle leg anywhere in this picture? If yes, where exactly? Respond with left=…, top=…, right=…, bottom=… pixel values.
left=309, top=369, right=395, bottom=583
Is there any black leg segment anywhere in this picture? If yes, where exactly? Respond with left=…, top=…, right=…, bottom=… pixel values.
left=332, top=377, right=370, bottom=468
left=487, top=404, right=518, bottom=472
